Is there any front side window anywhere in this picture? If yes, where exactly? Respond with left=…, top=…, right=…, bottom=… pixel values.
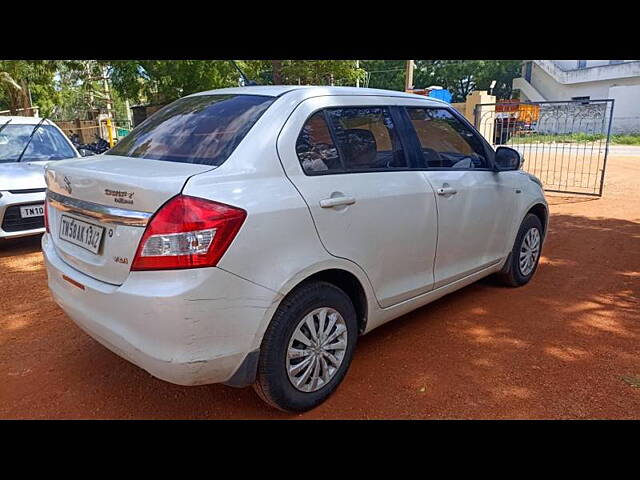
left=0, top=124, right=76, bottom=163
left=107, top=94, right=274, bottom=166
left=406, top=108, right=489, bottom=169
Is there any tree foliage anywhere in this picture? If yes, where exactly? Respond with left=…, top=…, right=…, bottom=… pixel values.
left=415, top=60, right=521, bottom=102
left=253, top=60, right=364, bottom=86
left=108, top=60, right=241, bottom=105
left=107, top=60, right=365, bottom=105
left=1, top=60, right=521, bottom=122
left=0, top=60, right=60, bottom=116
left=360, top=60, right=522, bottom=101
left=53, top=60, right=110, bottom=119
left=360, top=60, right=406, bottom=90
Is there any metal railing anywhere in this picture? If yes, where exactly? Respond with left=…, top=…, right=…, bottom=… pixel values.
left=474, top=99, right=615, bottom=197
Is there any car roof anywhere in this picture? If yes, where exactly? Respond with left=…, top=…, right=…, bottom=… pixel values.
left=0, top=116, right=57, bottom=126
left=189, top=85, right=450, bottom=106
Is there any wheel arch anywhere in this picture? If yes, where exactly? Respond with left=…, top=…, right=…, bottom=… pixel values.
left=227, top=264, right=370, bottom=390
left=500, top=199, right=549, bottom=272
left=262, top=261, right=373, bottom=340
left=300, top=269, right=368, bottom=334
left=526, top=202, right=549, bottom=237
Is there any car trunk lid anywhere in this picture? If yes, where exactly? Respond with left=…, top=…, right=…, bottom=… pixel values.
left=45, top=155, right=214, bottom=285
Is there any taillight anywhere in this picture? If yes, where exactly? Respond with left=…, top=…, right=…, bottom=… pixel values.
left=44, top=197, right=50, bottom=233
left=131, top=195, right=246, bottom=271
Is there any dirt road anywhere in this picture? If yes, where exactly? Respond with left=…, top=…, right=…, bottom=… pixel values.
left=1, top=156, right=639, bottom=419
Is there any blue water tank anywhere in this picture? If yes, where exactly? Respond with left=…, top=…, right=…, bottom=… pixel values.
left=428, top=89, right=452, bottom=103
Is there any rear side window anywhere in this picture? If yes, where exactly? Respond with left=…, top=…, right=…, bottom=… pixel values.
left=107, top=94, right=274, bottom=166
left=296, top=112, right=341, bottom=173
left=406, top=108, right=489, bottom=169
left=295, top=107, right=407, bottom=175
left=326, top=107, right=406, bottom=170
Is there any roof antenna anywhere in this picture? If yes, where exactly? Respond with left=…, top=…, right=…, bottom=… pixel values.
left=231, top=61, right=258, bottom=86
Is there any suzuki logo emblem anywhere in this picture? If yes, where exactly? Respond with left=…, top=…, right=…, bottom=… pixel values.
left=63, top=176, right=72, bottom=195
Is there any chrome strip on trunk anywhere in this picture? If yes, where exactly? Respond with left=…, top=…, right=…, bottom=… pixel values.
left=47, top=190, right=152, bottom=227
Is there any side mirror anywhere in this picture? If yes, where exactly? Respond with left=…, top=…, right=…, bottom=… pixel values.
left=78, top=148, right=95, bottom=157
left=494, top=146, right=522, bottom=171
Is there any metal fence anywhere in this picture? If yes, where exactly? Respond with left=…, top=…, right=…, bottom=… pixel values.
left=474, top=99, right=615, bottom=197
left=54, top=118, right=132, bottom=145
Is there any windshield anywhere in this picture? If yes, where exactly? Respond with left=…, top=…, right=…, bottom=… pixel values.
left=106, top=94, right=275, bottom=166
left=0, top=124, right=77, bottom=163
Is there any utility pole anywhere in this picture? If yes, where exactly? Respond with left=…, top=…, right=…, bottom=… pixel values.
left=404, top=60, right=415, bottom=92
left=102, top=66, right=115, bottom=147
left=124, top=99, right=133, bottom=129
left=355, top=60, right=360, bottom=87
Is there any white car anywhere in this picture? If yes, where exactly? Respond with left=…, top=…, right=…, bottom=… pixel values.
left=0, top=116, right=80, bottom=240
left=42, top=86, right=548, bottom=412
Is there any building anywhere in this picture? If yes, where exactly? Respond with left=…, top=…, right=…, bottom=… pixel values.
left=513, top=60, right=640, bottom=133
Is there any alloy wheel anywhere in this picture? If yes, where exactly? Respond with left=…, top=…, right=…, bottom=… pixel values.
left=519, top=227, right=541, bottom=276
left=286, top=307, right=348, bottom=393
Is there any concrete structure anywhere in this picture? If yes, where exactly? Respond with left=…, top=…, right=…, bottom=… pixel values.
left=513, top=60, right=640, bottom=133
left=451, top=90, right=496, bottom=144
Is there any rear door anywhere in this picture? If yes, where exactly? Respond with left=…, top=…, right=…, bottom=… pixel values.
left=401, top=106, right=516, bottom=288
left=277, top=96, right=438, bottom=308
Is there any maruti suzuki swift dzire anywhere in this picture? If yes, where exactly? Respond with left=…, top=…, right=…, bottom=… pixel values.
left=42, top=86, right=548, bottom=412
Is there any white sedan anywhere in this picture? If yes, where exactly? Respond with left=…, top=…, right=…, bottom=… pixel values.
left=42, top=86, right=548, bottom=412
left=0, top=116, right=80, bottom=240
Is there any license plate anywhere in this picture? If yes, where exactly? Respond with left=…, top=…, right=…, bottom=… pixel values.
left=59, top=214, right=105, bottom=254
left=20, top=204, right=44, bottom=218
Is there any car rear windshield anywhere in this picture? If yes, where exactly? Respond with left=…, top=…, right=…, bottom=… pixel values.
left=106, top=94, right=274, bottom=166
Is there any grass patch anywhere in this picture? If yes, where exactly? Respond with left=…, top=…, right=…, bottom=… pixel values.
left=621, top=375, right=640, bottom=388
left=611, top=134, right=640, bottom=145
left=507, top=133, right=640, bottom=145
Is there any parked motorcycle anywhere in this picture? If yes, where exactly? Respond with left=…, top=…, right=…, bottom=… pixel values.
left=69, top=132, right=111, bottom=156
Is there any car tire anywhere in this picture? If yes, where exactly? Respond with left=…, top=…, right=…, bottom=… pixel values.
left=496, top=213, right=544, bottom=287
left=253, top=280, right=358, bottom=412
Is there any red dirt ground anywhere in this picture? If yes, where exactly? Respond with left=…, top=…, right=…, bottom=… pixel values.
left=1, top=156, right=639, bottom=419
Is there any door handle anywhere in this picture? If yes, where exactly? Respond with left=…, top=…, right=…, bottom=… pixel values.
left=436, top=186, right=457, bottom=196
left=319, top=196, right=356, bottom=208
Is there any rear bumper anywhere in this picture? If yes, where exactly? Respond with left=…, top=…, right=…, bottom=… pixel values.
left=0, top=191, right=46, bottom=239
left=42, top=233, right=279, bottom=386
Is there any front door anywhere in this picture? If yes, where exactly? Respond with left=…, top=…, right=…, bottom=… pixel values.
left=277, top=99, right=438, bottom=308
left=402, top=106, right=515, bottom=287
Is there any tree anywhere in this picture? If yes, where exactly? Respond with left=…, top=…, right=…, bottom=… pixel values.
left=245, top=60, right=364, bottom=86
left=0, top=60, right=60, bottom=116
left=277, top=60, right=364, bottom=86
left=52, top=60, right=114, bottom=119
left=414, top=60, right=522, bottom=102
left=109, top=60, right=241, bottom=105
left=358, top=60, right=522, bottom=100
left=359, top=60, right=406, bottom=90
left=108, top=60, right=365, bottom=105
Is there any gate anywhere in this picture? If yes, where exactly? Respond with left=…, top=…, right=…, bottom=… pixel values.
left=474, top=99, right=615, bottom=196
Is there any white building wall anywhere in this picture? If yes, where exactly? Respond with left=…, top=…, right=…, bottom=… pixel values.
left=554, top=60, right=629, bottom=69
left=608, top=84, right=640, bottom=133
left=520, top=61, right=640, bottom=133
